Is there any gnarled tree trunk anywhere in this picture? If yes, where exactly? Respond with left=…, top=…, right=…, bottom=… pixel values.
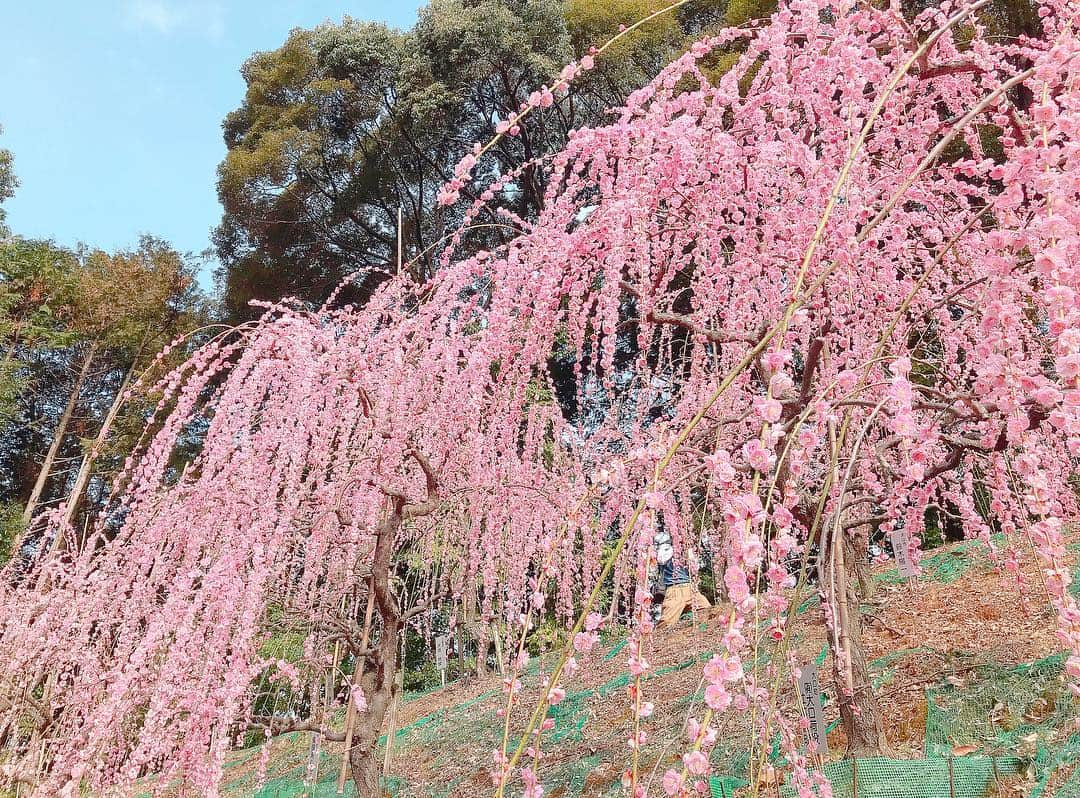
left=823, top=525, right=888, bottom=755
left=348, top=504, right=403, bottom=797
left=346, top=448, right=438, bottom=797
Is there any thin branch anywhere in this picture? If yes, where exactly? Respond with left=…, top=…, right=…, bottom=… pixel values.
left=247, top=716, right=346, bottom=742
left=619, top=280, right=756, bottom=344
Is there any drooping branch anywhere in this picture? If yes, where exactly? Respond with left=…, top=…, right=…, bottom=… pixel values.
left=619, top=280, right=756, bottom=344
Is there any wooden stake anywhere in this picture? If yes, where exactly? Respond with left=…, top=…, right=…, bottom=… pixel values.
left=491, top=621, right=505, bottom=677
left=336, top=584, right=376, bottom=794
left=303, top=678, right=322, bottom=798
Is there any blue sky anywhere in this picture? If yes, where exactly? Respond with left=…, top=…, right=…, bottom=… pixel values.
left=0, top=1, right=421, bottom=284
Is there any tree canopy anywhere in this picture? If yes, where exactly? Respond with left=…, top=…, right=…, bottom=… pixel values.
left=212, top=0, right=770, bottom=320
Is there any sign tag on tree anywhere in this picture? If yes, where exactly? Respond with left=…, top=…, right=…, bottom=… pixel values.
left=890, top=526, right=917, bottom=578
left=435, top=635, right=449, bottom=685
left=796, top=661, right=829, bottom=755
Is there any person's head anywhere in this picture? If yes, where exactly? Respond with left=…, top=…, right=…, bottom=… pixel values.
left=654, top=530, right=674, bottom=565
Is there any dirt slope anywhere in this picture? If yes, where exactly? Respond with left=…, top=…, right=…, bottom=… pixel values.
left=220, top=533, right=1076, bottom=797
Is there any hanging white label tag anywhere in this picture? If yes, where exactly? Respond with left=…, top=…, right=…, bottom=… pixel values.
left=891, top=527, right=917, bottom=578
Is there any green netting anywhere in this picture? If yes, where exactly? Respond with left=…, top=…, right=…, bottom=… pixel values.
left=604, top=637, right=629, bottom=661
left=375, top=688, right=499, bottom=748
left=877, top=537, right=997, bottom=585
left=1032, top=733, right=1080, bottom=797
left=549, top=653, right=707, bottom=743
left=868, top=646, right=930, bottom=690
left=925, top=652, right=1071, bottom=757
left=211, top=729, right=467, bottom=798
left=924, top=651, right=1080, bottom=797
left=216, top=733, right=358, bottom=798
left=708, top=773, right=749, bottom=797
left=778, top=755, right=1024, bottom=798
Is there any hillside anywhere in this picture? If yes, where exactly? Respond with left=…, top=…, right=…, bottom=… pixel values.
left=203, top=533, right=1080, bottom=798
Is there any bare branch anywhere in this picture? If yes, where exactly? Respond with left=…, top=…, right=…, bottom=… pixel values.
left=403, top=447, right=440, bottom=520
left=620, top=280, right=756, bottom=344
left=247, top=716, right=346, bottom=742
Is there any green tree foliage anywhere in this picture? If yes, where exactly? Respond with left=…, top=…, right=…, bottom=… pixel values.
left=565, top=0, right=686, bottom=108
left=57, top=238, right=209, bottom=523
left=214, top=0, right=700, bottom=319
left=0, top=127, right=16, bottom=235
left=74, top=236, right=200, bottom=350
left=0, top=239, right=79, bottom=423
left=0, top=236, right=209, bottom=542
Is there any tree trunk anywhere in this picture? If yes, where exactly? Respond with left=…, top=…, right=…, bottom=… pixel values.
left=455, top=620, right=465, bottom=680
left=463, top=589, right=487, bottom=677
left=22, top=341, right=97, bottom=527
left=62, top=344, right=143, bottom=527
left=852, top=524, right=875, bottom=601
left=824, top=527, right=888, bottom=755
left=347, top=648, right=401, bottom=797
left=348, top=499, right=405, bottom=798
left=344, top=448, right=437, bottom=797
left=337, top=587, right=375, bottom=795
left=491, top=621, right=505, bottom=677
left=349, top=730, right=383, bottom=798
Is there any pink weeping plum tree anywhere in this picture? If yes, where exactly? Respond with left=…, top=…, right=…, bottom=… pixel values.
left=3, top=0, right=1080, bottom=796
left=0, top=292, right=594, bottom=796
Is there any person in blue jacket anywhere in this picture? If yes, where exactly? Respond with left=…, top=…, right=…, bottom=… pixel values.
left=651, top=529, right=710, bottom=626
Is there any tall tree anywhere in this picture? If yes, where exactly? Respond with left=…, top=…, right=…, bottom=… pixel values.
left=0, top=240, right=78, bottom=423
left=58, top=238, right=203, bottom=529
left=214, top=0, right=696, bottom=320
left=18, top=237, right=201, bottom=531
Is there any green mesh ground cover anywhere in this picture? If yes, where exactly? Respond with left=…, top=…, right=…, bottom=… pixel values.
left=708, top=773, right=749, bottom=797
left=869, top=647, right=929, bottom=690
left=1031, top=734, right=1080, bottom=797
left=795, top=536, right=999, bottom=620
left=217, top=732, right=355, bottom=797
left=604, top=637, right=629, bottom=661
left=877, top=537, right=999, bottom=586
left=549, top=652, right=709, bottom=744
left=924, top=651, right=1080, bottom=797
left=778, top=755, right=1024, bottom=798
left=925, top=653, right=1071, bottom=757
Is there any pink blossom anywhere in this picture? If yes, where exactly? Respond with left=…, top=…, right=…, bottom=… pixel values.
left=744, top=439, right=775, bottom=473
left=663, top=769, right=685, bottom=796
left=573, top=631, right=598, bottom=653
left=682, top=750, right=709, bottom=775
left=704, top=450, right=736, bottom=482
left=704, top=683, right=732, bottom=711
left=522, top=767, right=543, bottom=798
